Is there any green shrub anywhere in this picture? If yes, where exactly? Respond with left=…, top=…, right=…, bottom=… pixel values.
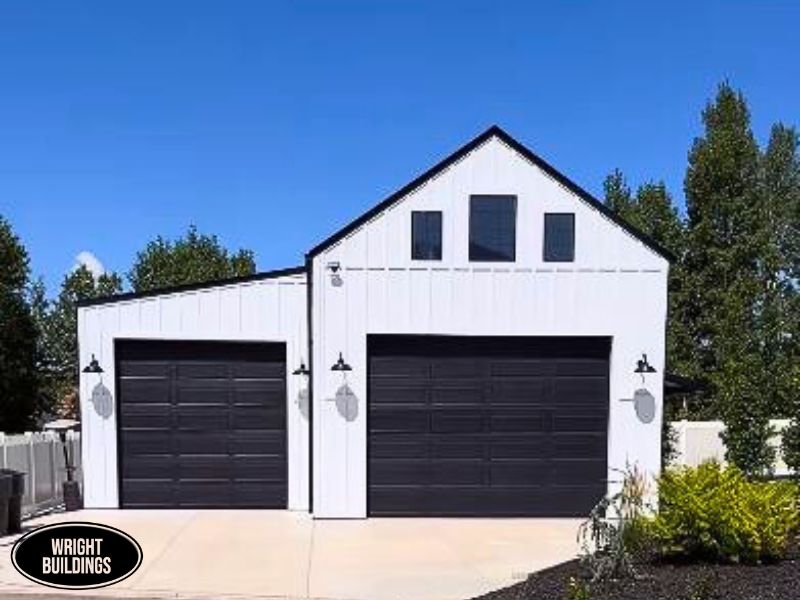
left=652, top=462, right=799, bottom=563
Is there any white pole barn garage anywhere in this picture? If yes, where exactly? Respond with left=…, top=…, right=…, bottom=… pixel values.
left=79, top=126, right=670, bottom=519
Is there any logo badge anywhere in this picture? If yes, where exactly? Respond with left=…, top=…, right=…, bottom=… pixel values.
left=11, top=522, right=143, bottom=590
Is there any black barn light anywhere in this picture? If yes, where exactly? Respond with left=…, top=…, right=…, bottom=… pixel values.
left=634, top=354, right=656, bottom=374
left=292, top=362, right=311, bottom=376
left=82, top=354, right=104, bottom=374
left=330, top=352, right=352, bottom=372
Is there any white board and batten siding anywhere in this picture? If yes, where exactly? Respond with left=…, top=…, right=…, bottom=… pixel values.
left=78, top=272, right=310, bottom=510
left=311, top=134, right=670, bottom=517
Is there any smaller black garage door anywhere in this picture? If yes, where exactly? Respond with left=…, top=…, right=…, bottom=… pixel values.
left=117, top=340, right=287, bottom=508
left=368, top=335, right=610, bottom=517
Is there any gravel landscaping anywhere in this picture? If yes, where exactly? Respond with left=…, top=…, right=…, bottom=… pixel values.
left=474, top=544, right=800, bottom=600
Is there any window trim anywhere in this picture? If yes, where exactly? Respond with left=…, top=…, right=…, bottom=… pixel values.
left=410, top=210, right=443, bottom=261
left=468, top=194, right=518, bottom=262
left=543, top=212, right=576, bottom=262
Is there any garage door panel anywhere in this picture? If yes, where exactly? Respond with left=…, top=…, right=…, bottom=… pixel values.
left=430, top=436, right=486, bottom=459
left=490, top=435, right=551, bottom=458
left=122, top=456, right=177, bottom=479
left=489, top=460, right=550, bottom=485
left=123, top=431, right=173, bottom=455
left=371, top=409, right=429, bottom=432
left=118, top=378, right=170, bottom=403
left=429, top=385, right=483, bottom=405
left=118, top=361, right=170, bottom=378
left=177, top=362, right=229, bottom=379
left=551, top=460, right=606, bottom=484
left=232, top=361, right=285, bottom=379
left=177, top=406, right=230, bottom=430
left=430, top=411, right=484, bottom=433
left=232, top=456, right=285, bottom=480
left=178, top=455, right=231, bottom=479
left=229, top=431, right=284, bottom=455
left=490, top=411, right=547, bottom=432
left=368, top=335, right=609, bottom=517
left=117, top=340, right=287, bottom=509
left=231, top=406, right=283, bottom=429
left=122, top=481, right=176, bottom=507
left=370, top=436, right=428, bottom=459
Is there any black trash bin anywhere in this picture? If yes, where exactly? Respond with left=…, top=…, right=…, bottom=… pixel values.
left=0, top=472, right=12, bottom=536
left=0, top=469, right=25, bottom=534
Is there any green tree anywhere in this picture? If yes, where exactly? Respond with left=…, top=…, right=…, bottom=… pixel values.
left=128, top=225, right=256, bottom=292
left=41, top=266, right=122, bottom=418
left=684, top=83, right=774, bottom=475
left=0, top=215, right=47, bottom=432
left=603, top=168, right=635, bottom=218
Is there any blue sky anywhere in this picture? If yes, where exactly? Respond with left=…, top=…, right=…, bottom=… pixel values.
left=1, top=1, right=798, bottom=294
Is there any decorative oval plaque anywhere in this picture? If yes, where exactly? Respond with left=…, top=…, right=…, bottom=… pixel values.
left=11, top=522, right=142, bottom=589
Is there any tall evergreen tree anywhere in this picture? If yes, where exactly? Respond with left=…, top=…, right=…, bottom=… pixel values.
left=684, top=83, right=774, bottom=474
left=603, top=168, right=635, bottom=218
left=0, top=215, right=47, bottom=431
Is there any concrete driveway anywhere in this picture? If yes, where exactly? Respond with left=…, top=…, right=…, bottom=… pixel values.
left=0, top=510, right=580, bottom=600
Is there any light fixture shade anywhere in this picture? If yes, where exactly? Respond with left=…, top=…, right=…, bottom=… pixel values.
left=292, top=362, right=311, bottom=376
left=331, top=352, right=352, bottom=372
left=634, top=353, right=656, bottom=374
left=82, top=354, right=104, bottom=374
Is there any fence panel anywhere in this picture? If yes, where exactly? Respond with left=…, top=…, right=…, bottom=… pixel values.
left=671, top=419, right=792, bottom=476
left=0, top=431, right=82, bottom=517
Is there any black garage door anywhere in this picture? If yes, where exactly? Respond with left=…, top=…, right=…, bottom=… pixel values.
left=368, top=336, right=610, bottom=516
left=117, top=340, right=287, bottom=508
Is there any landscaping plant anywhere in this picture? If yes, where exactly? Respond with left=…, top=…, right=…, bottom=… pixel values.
left=652, top=462, right=799, bottom=563
left=577, top=466, right=654, bottom=583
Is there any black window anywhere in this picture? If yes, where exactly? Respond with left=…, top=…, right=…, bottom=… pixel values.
left=469, top=195, right=516, bottom=261
left=544, top=213, right=575, bottom=262
left=411, top=211, right=442, bottom=260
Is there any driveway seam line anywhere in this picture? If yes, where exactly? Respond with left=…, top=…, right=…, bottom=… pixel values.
left=129, top=510, right=202, bottom=590
left=305, top=519, right=316, bottom=600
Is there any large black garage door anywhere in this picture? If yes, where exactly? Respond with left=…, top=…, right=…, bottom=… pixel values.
left=368, top=336, right=610, bottom=516
left=117, top=340, right=287, bottom=508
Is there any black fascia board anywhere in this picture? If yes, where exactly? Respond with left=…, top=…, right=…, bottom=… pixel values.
left=306, top=125, right=675, bottom=262
left=76, top=265, right=307, bottom=308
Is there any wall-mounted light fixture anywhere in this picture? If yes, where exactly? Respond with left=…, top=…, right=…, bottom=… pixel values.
left=326, top=261, right=343, bottom=287
left=292, top=362, right=311, bottom=376
left=634, top=353, right=656, bottom=374
left=82, top=354, right=104, bottom=374
left=330, top=352, right=352, bottom=372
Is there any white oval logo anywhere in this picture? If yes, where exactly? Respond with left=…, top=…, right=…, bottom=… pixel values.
left=11, top=521, right=143, bottom=590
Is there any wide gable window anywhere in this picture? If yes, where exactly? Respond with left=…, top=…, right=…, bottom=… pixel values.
left=469, top=195, right=517, bottom=262
left=411, top=211, right=442, bottom=260
left=544, top=213, right=575, bottom=262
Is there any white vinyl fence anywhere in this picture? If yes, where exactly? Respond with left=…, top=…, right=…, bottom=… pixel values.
left=0, top=431, right=81, bottom=517
left=671, top=419, right=793, bottom=476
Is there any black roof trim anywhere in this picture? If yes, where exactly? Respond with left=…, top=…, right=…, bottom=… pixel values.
left=307, top=125, right=675, bottom=262
left=77, top=265, right=306, bottom=308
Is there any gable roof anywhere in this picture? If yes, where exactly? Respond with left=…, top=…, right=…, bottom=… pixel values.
left=306, top=125, right=675, bottom=262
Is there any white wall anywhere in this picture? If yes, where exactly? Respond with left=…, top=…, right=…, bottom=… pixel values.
left=311, top=134, right=669, bottom=517
left=672, top=420, right=793, bottom=476
left=78, top=272, right=309, bottom=510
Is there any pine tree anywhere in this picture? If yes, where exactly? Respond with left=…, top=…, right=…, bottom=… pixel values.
left=684, top=83, right=774, bottom=474
left=0, top=215, right=47, bottom=431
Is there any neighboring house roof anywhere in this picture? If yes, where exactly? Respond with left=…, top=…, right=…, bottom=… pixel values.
left=307, top=125, right=675, bottom=262
left=664, top=373, right=705, bottom=397
left=76, top=265, right=306, bottom=308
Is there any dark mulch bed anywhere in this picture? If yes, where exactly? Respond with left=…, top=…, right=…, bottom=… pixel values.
left=474, top=544, right=800, bottom=600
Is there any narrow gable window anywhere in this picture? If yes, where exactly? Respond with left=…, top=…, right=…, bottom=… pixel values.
left=469, top=195, right=517, bottom=261
left=544, top=213, right=575, bottom=262
left=411, top=211, right=442, bottom=260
